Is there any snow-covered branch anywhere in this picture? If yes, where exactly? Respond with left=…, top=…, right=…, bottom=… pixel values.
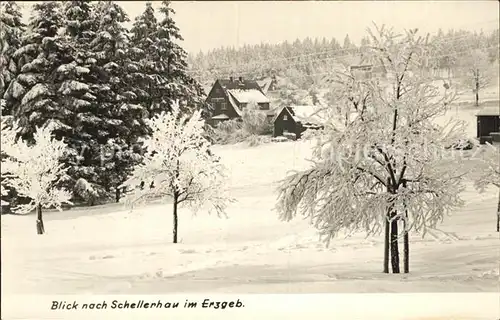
left=123, top=100, right=232, bottom=216
left=276, top=26, right=468, bottom=251
left=1, top=122, right=72, bottom=219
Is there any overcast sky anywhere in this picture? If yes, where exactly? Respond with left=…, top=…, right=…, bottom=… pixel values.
left=19, top=1, right=499, bottom=55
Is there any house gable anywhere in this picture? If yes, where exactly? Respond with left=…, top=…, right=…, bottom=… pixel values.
left=273, top=107, right=299, bottom=137
left=205, top=80, right=241, bottom=119
left=274, top=107, right=297, bottom=124
left=206, top=77, right=274, bottom=124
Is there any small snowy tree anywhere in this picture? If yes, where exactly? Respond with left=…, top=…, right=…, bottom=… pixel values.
left=241, top=100, right=269, bottom=135
left=474, top=143, right=500, bottom=231
left=122, top=101, right=232, bottom=243
left=459, top=49, right=494, bottom=106
left=276, top=25, right=469, bottom=274
left=1, top=123, right=72, bottom=234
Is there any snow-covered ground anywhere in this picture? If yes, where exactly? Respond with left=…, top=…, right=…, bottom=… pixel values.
left=2, top=125, right=499, bottom=297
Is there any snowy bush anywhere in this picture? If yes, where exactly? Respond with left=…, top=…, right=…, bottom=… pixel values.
left=73, top=178, right=101, bottom=206
left=122, top=101, right=233, bottom=243
left=209, top=120, right=247, bottom=145
left=241, top=101, right=270, bottom=135
left=208, top=102, right=273, bottom=146
left=473, top=142, right=500, bottom=231
left=271, top=136, right=289, bottom=143
left=474, top=143, right=500, bottom=190
left=1, top=123, right=72, bottom=234
left=283, top=132, right=297, bottom=141
left=0, top=107, right=16, bottom=207
left=245, top=134, right=270, bottom=147
left=215, top=119, right=242, bottom=134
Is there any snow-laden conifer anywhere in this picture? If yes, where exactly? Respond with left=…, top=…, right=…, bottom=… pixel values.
left=87, top=1, right=147, bottom=200
left=153, top=1, right=207, bottom=115
left=0, top=1, right=26, bottom=115
left=6, top=1, right=70, bottom=140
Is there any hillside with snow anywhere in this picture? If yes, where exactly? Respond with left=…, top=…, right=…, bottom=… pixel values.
left=2, top=125, right=499, bottom=295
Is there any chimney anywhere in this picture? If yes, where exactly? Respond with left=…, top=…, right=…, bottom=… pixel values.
left=229, top=76, right=234, bottom=82
left=238, top=76, right=243, bottom=82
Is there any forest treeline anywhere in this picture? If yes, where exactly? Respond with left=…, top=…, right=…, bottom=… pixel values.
left=188, top=28, right=500, bottom=90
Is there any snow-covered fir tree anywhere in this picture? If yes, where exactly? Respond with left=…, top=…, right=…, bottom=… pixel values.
left=64, top=0, right=97, bottom=43
left=59, top=0, right=108, bottom=203
left=2, top=1, right=80, bottom=210
left=88, top=1, right=147, bottom=200
left=1, top=122, right=72, bottom=234
left=0, top=100, right=16, bottom=207
left=128, top=1, right=159, bottom=115
left=0, top=1, right=26, bottom=115
left=122, top=101, right=232, bottom=244
left=0, top=0, right=26, bottom=208
left=154, top=1, right=207, bottom=116
left=5, top=1, right=72, bottom=140
left=276, top=25, right=469, bottom=274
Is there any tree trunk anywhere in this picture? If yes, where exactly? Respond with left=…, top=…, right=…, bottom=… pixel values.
left=36, top=204, right=45, bottom=235
left=390, top=211, right=400, bottom=273
left=496, top=189, right=500, bottom=232
left=403, top=180, right=410, bottom=273
left=475, top=70, right=480, bottom=107
left=383, top=209, right=390, bottom=273
left=173, top=192, right=179, bottom=244
left=115, top=186, right=121, bottom=203
left=383, top=181, right=391, bottom=273
left=403, top=219, right=409, bottom=273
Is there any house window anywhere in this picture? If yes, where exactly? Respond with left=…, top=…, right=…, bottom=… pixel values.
left=215, top=88, right=221, bottom=94
left=221, top=102, right=227, bottom=110
left=283, top=115, right=288, bottom=121
left=259, top=103, right=269, bottom=110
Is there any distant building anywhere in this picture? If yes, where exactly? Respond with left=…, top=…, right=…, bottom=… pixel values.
left=273, top=105, right=324, bottom=139
left=349, top=54, right=388, bottom=80
left=256, top=76, right=278, bottom=95
left=476, top=104, right=500, bottom=143
left=205, top=77, right=271, bottom=126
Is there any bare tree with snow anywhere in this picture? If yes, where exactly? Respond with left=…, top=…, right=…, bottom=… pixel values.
left=276, top=25, right=470, bottom=274
left=122, top=101, right=232, bottom=244
left=458, top=49, right=495, bottom=106
left=474, top=142, right=500, bottom=231
left=1, top=122, right=72, bottom=234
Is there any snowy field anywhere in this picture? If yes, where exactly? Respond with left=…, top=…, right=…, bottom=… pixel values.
left=2, top=104, right=499, bottom=298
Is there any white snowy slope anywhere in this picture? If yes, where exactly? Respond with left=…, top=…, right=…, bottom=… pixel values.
left=1, top=107, right=499, bottom=319
left=2, top=136, right=498, bottom=295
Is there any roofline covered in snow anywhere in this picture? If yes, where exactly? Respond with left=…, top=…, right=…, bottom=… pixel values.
left=476, top=105, right=500, bottom=116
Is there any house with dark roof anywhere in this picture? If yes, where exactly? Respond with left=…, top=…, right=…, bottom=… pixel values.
left=476, top=103, right=500, bottom=143
left=273, top=105, right=324, bottom=139
left=205, top=76, right=272, bottom=126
